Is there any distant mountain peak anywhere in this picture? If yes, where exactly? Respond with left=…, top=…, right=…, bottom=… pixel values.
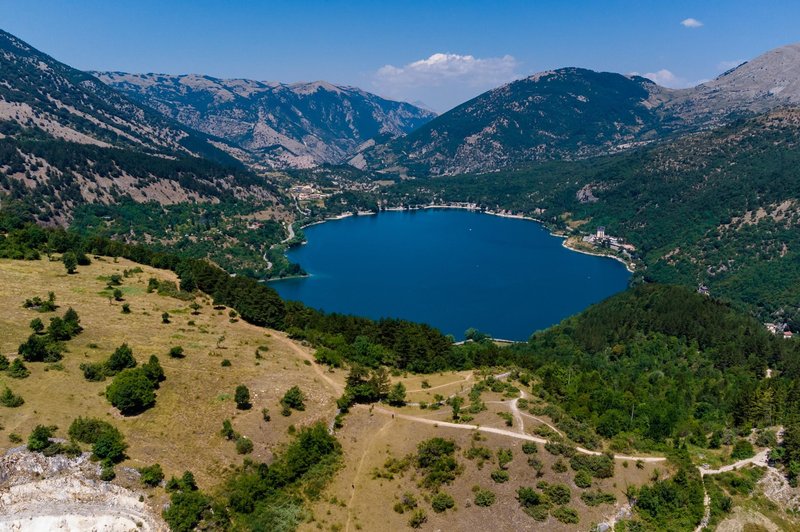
left=359, top=41, right=800, bottom=176
left=97, top=72, right=436, bottom=169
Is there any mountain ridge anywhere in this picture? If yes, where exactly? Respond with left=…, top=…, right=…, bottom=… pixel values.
left=358, top=41, right=800, bottom=176
left=95, top=71, right=436, bottom=170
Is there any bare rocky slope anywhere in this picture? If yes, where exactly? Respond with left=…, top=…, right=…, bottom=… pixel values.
left=0, top=448, right=165, bottom=531
left=359, top=42, right=800, bottom=176
left=95, top=72, right=436, bottom=170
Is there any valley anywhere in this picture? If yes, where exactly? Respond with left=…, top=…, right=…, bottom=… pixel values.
left=1, top=9, right=800, bottom=531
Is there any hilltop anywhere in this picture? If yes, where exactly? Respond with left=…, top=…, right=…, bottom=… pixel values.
left=359, top=42, right=800, bottom=176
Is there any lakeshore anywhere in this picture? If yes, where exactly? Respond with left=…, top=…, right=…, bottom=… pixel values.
left=271, top=208, right=631, bottom=340
left=283, top=203, right=638, bottom=274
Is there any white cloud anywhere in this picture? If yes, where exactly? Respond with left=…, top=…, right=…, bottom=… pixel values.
left=372, top=52, right=520, bottom=111
left=375, top=53, right=519, bottom=88
left=631, top=69, right=702, bottom=89
left=681, top=18, right=704, bottom=28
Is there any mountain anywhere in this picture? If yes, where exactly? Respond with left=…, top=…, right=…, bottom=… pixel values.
left=361, top=42, right=800, bottom=176
left=94, top=72, right=436, bottom=169
left=381, top=107, right=800, bottom=324
left=0, top=29, right=271, bottom=224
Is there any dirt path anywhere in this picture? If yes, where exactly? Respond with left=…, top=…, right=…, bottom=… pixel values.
left=698, top=449, right=770, bottom=477
left=406, top=372, right=473, bottom=393
left=345, top=417, right=393, bottom=532
left=272, top=331, right=344, bottom=395
left=694, top=449, right=772, bottom=531
left=367, top=405, right=666, bottom=463
left=263, top=222, right=297, bottom=272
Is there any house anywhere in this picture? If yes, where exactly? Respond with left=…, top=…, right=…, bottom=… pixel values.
left=596, top=226, right=605, bottom=239
left=697, top=285, right=710, bottom=296
left=785, top=330, right=794, bottom=340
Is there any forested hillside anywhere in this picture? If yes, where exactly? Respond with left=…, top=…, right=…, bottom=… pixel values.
left=379, top=108, right=800, bottom=326
left=0, top=29, right=281, bottom=215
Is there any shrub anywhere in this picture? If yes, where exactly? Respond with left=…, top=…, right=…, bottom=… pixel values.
left=168, top=346, right=185, bottom=359
left=93, top=427, right=128, bottom=463
left=30, top=317, right=44, bottom=333
left=161, top=312, right=170, bottom=324
left=581, top=490, right=616, bottom=506
left=570, top=453, right=615, bottom=478
left=8, top=433, right=22, bottom=443
left=121, top=303, right=131, bottom=314
left=474, top=488, right=496, bottom=507
left=62, top=251, right=77, bottom=273
left=113, top=288, right=124, bottom=301
left=574, top=469, right=592, bottom=488
left=27, top=425, right=56, bottom=452
left=139, top=464, right=165, bottom=487
left=221, top=359, right=231, bottom=367
left=68, top=417, right=115, bottom=444
left=552, top=506, right=579, bottom=524
left=280, top=385, right=305, bottom=412
left=491, top=469, right=510, bottom=483
left=80, top=362, right=106, bottom=381
left=497, top=448, right=513, bottom=469
left=18, top=334, right=61, bottom=362
left=235, top=437, right=253, bottom=455
left=106, top=368, right=156, bottom=415
left=387, top=382, right=407, bottom=406
left=522, top=442, right=538, bottom=455
left=221, top=420, right=238, bottom=440
left=234, top=385, right=251, bottom=410
left=731, top=439, right=755, bottom=460
left=141, top=355, right=165, bottom=387
left=261, top=408, right=271, bottom=422
left=408, top=509, right=427, bottom=528
left=416, top=438, right=460, bottom=489
left=431, top=491, right=455, bottom=513
left=553, top=459, right=568, bottom=473
left=542, top=482, right=571, bottom=505
left=0, top=387, right=24, bottom=407
left=100, top=464, right=116, bottom=481
left=106, top=343, right=137, bottom=374
left=0, top=355, right=8, bottom=370
left=8, top=358, right=30, bottom=378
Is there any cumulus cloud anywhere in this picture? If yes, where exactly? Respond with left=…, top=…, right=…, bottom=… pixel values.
left=630, top=69, right=702, bottom=89
left=681, top=18, right=704, bottom=28
left=372, top=53, right=520, bottom=111
left=375, top=53, right=519, bottom=88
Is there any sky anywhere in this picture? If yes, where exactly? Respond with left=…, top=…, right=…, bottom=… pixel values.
left=1, top=0, right=798, bottom=112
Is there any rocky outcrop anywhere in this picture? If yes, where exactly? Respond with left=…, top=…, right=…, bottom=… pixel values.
left=0, top=448, right=166, bottom=531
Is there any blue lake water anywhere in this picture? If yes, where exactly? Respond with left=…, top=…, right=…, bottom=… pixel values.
left=271, top=209, right=631, bottom=341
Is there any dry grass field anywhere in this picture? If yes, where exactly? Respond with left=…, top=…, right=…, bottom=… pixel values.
left=0, top=256, right=342, bottom=492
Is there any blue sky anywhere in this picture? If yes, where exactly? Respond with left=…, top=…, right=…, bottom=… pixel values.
left=1, top=0, right=798, bottom=111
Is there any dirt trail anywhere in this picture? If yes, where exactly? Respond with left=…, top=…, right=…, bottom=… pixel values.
left=344, top=417, right=393, bottom=532
left=368, top=406, right=666, bottom=463
left=269, top=330, right=344, bottom=395
left=406, top=372, right=472, bottom=393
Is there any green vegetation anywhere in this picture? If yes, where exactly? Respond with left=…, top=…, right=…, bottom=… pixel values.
left=473, top=487, right=496, bottom=507
left=280, top=386, right=305, bottom=415
left=139, top=464, right=165, bottom=487
left=235, top=384, right=252, bottom=410
left=105, top=366, right=158, bottom=416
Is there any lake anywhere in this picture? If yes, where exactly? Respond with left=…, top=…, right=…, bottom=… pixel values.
left=271, top=209, right=631, bottom=340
